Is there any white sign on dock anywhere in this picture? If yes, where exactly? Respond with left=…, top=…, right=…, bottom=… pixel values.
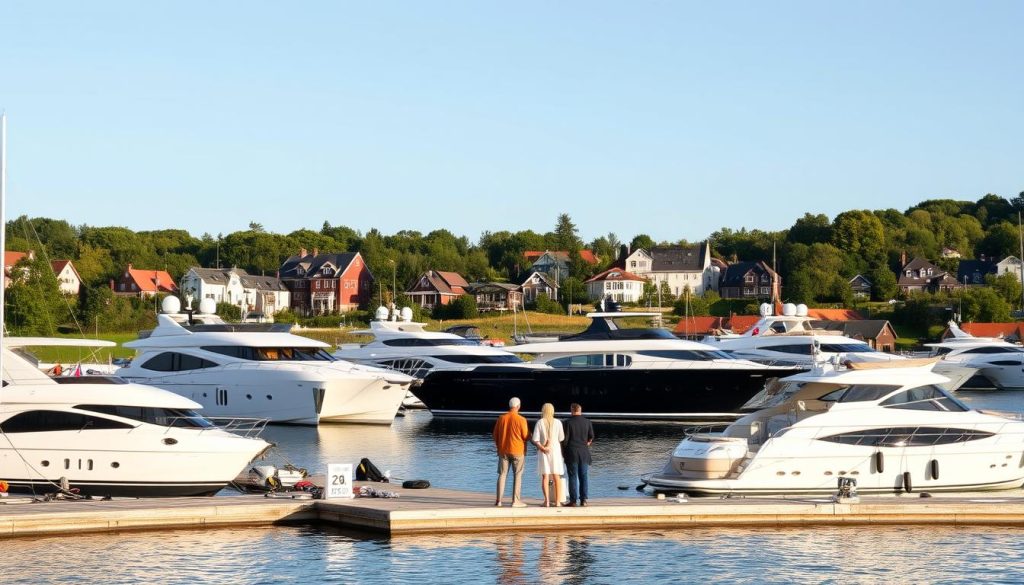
left=326, top=463, right=355, bottom=499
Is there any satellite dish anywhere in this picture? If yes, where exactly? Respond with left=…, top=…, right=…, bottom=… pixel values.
left=782, top=303, right=797, bottom=316
left=198, top=298, right=216, bottom=315
left=795, top=304, right=809, bottom=317
left=399, top=307, right=413, bottom=322
left=759, top=303, right=772, bottom=317
left=374, top=306, right=389, bottom=321
left=161, top=295, right=181, bottom=314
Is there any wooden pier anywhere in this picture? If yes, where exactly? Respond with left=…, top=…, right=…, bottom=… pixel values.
left=4, top=483, right=1024, bottom=538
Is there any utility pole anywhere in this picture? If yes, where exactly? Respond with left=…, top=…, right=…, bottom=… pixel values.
left=1018, top=211, right=1024, bottom=312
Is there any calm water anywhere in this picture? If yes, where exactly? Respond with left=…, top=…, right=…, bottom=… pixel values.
left=2, top=391, right=1023, bottom=584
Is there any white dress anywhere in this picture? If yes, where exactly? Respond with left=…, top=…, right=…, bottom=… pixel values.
left=532, top=418, right=565, bottom=475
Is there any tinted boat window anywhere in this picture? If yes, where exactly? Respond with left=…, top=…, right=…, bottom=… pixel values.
left=1, top=410, right=134, bottom=433
left=637, top=350, right=735, bottom=361
left=770, top=344, right=813, bottom=355
left=548, top=354, right=606, bottom=368
left=202, top=346, right=334, bottom=361
left=431, top=355, right=522, bottom=365
left=820, top=343, right=875, bottom=353
left=382, top=338, right=478, bottom=347
left=964, top=346, right=1022, bottom=354
left=819, top=384, right=898, bottom=403
left=142, top=352, right=218, bottom=372
left=77, top=405, right=215, bottom=428
left=820, top=426, right=994, bottom=447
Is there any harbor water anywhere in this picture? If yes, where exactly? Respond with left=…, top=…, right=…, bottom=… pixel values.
left=2, top=391, right=1023, bottom=584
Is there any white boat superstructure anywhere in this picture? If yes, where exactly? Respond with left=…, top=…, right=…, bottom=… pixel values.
left=335, top=316, right=530, bottom=380
left=643, top=360, right=1024, bottom=496
left=704, top=303, right=975, bottom=391
left=117, top=308, right=415, bottom=425
left=925, top=321, right=1024, bottom=390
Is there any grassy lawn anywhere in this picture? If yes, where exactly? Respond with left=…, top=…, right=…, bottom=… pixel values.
left=16, top=332, right=139, bottom=364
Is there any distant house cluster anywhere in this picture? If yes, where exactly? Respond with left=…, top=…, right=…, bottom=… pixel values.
left=4, top=251, right=83, bottom=295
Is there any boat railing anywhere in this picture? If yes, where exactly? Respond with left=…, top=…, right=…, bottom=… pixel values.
left=158, top=417, right=270, bottom=438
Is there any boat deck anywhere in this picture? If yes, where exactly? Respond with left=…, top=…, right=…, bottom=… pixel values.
left=4, top=483, right=1024, bottom=538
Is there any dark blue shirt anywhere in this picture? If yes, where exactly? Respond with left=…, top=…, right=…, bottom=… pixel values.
left=562, top=414, right=594, bottom=465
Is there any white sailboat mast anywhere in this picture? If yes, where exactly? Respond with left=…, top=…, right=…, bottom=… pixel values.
left=1, top=112, right=7, bottom=382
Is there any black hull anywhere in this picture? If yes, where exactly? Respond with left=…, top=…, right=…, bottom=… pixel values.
left=414, top=367, right=793, bottom=421
left=4, top=478, right=227, bottom=498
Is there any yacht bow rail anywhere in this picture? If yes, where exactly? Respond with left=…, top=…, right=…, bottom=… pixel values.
left=157, top=417, right=270, bottom=438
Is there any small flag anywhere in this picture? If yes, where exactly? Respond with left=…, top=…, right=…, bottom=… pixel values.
left=73, top=364, right=82, bottom=377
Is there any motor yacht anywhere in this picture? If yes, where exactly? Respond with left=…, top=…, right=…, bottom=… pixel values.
left=116, top=298, right=415, bottom=425
left=0, top=337, right=271, bottom=497
left=704, top=303, right=974, bottom=391
left=412, top=312, right=799, bottom=420
left=925, top=321, right=1024, bottom=390
left=642, top=359, right=1024, bottom=496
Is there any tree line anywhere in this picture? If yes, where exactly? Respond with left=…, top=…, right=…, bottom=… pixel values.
left=5, top=192, right=1024, bottom=335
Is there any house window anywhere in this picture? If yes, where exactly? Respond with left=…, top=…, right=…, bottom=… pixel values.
left=745, top=275, right=755, bottom=283
left=760, top=287, right=770, bottom=295
left=906, top=270, right=912, bottom=277
left=761, top=274, right=769, bottom=283
left=630, top=261, right=636, bottom=268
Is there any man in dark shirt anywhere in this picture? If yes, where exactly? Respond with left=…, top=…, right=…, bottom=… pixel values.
left=562, top=402, right=594, bottom=506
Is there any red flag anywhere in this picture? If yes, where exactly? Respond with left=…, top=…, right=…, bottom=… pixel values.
left=73, top=364, right=82, bottom=377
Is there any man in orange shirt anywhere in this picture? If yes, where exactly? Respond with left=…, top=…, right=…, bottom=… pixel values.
left=493, top=396, right=530, bottom=507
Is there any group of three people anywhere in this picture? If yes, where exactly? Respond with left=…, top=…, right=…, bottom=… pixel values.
left=493, top=397, right=594, bottom=508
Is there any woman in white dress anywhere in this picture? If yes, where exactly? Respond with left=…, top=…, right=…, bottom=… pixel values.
left=531, top=402, right=565, bottom=507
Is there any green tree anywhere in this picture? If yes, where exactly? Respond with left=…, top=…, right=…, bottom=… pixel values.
left=986, top=272, right=1023, bottom=308
left=868, top=266, right=898, bottom=301
left=787, top=213, right=832, bottom=245
left=5, top=255, right=71, bottom=335
left=630, top=234, right=655, bottom=252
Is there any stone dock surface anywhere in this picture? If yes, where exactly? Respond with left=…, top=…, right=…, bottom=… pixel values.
left=3, top=483, right=1024, bottom=538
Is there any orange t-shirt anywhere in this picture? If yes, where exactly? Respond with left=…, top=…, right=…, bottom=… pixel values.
left=493, top=411, right=530, bottom=456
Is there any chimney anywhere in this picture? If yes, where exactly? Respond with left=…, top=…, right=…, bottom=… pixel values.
left=300, top=248, right=307, bottom=257
left=313, top=247, right=319, bottom=256
left=900, top=250, right=907, bottom=267
left=619, top=244, right=629, bottom=260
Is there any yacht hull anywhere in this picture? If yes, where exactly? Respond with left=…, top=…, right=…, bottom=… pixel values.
left=414, top=367, right=792, bottom=420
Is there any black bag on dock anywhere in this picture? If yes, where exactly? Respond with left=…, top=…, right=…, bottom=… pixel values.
left=356, top=458, right=388, bottom=482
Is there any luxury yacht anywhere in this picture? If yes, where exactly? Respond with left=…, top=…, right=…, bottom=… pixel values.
left=642, top=359, right=1024, bottom=496
left=925, top=321, right=1024, bottom=390
left=704, top=303, right=974, bottom=391
left=1, top=338, right=271, bottom=497
left=116, top=299, right=415, bottom=425
left=412, top=312, right=798, bottom=420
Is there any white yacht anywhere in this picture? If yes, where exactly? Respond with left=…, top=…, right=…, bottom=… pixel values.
left=642, top=360, right=1024, bottom=496
left=334, top=306, right=529, bottom=379
left=705, top=303, right=974, bottom=391
left=925, top=321, right=1024, bottom=390
left=116, top=298, right=415, bottom=425
left=411, top=312, right=798, bottom=420
left=1, top=339, right=271, bottom=498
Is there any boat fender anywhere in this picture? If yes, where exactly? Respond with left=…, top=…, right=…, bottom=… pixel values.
left=635, top=484, right=648, bottom=491
left=903, top=471, right=913, bottom=493
left=874, top=451, right=884, bottom=473
left=401, top=480, right=430, bottom=489
left=930, top=459, right=939, bottom=480
left=919, top=492, right=932, bottom=498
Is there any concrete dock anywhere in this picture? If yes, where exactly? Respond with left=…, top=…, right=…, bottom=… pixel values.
left=4, top=483, right=1024, bottom=538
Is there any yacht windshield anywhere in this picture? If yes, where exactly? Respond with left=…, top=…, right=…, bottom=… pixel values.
left=819, top=384, right=899, bottom=403
left=820, top=343, right=875, bottom=353
left=879, top=385, right=969, bottom=412
left=202, top=346, right=335, bottom=361
left=382, top=338, right=479, bottom=347
left=76, top=405, right=216, bottom=428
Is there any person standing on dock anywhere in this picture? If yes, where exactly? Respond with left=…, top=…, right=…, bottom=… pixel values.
left=494, top=397, right=531, bottom=507
left=562, top=402, right=594, bottom=507
left=532, top=402, right=566, bottom=507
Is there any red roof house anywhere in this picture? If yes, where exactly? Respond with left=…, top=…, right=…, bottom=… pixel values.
left=406, top=270, right=470, bottom=309
left=113, top=264, right=178, bottom=298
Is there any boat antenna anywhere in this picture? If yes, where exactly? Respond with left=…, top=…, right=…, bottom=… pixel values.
left=1018, top=208, right=1024, bottom=312
left=1, top=112, right=7, bottom=385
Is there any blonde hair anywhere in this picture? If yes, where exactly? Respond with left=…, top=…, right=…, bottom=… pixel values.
left=541, top=403, right=555, bottom=421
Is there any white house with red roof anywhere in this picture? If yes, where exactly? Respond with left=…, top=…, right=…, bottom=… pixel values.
left=615, top=242, right=720, bottom=297
left=585, top=267, right=646, bottom=303
left=51, top=260, right=82, bottom=295
left=113, top=263, right=178, bottom=298
left=406, top=270, right=469, bottom=309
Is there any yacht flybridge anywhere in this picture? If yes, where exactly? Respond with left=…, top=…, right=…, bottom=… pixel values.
left=116, top=298, right=415, bottom=425
left=412, top=312, right=799, bottom=420
left=643, top=360, right=1024, bottom=496
left=925, top=321, right=1024, bottom=390
left=705, top=303, right=975, bottom=391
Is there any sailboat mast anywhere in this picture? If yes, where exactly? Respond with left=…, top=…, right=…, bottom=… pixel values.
left=1, top=113, right=7, bottom=381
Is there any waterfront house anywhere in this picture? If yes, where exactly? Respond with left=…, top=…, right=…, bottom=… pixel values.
left=897, top=256, right=960, bottom=294
left=719, top=261, right=781, bottom=301
left=466, top=282, right=523, bottom=312
left=112, top=264, right=177, bottom=298
left=51, top=260, right=82, bottom=296
left=519, top=270, right=559, bottom=303
left=817, top=320, right=898, bottom=352
left=180, top=267, right=290, bottom=319
left=619, top=243, right=720, bottom=297
left=585, top=267, right=646, bottom=303
left=3, top=250, right=33, bottom=288
left=996, top=256, right=1023, bottom=283
left=523, top=250, right=599, bottom=282
left=941, top=247, right=962, bottom=259
left=957, top=259, right=996, bottom=285
left=279, top=249, right=373, bottom=315
left=405, top=270, right=469, bottom=310
left=849, top=274, right=872, bottom=298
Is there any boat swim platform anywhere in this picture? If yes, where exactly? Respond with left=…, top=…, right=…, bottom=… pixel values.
left=4, top=483, right=1024, bottom=538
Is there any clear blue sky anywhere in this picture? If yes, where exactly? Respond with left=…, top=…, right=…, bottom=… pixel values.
left=2, top=2, right=1021, bottom=245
